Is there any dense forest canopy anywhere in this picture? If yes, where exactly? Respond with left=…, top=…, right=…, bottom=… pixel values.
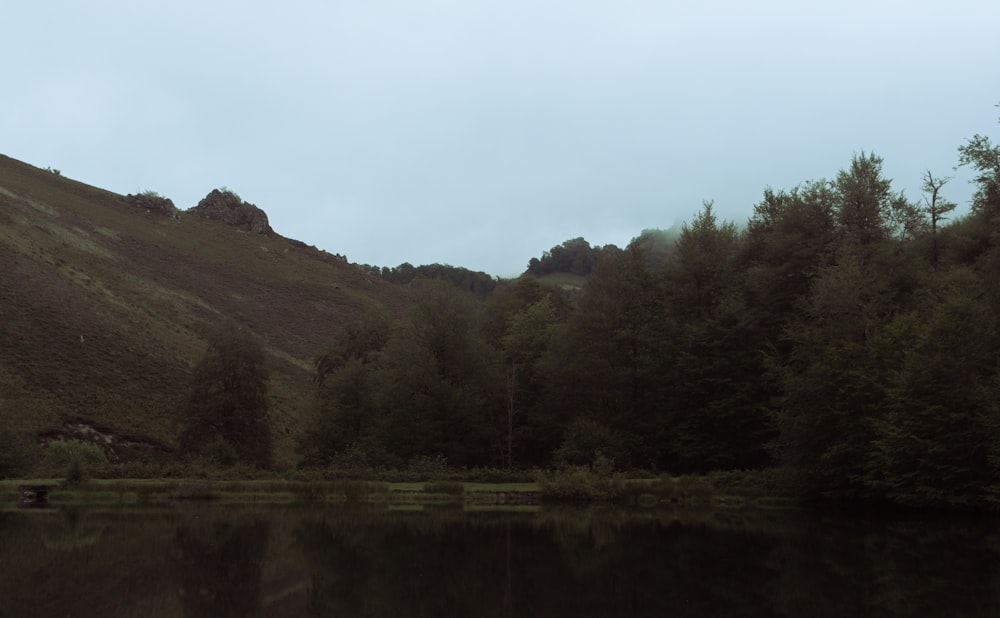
left=302, top=115, right=1000, bottom=510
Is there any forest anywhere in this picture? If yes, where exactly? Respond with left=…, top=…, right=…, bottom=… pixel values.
left=295, top=128, right=1000, bottom=510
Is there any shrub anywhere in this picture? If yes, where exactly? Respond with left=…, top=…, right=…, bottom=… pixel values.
left=42, top=440, right=107, bottom=483
left=405, top=454, right=452, bottom=479
left=537, top=466, right=624, bottom=502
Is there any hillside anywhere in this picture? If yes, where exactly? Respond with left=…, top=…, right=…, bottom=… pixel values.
left=0, top=155, right=409, bottom=468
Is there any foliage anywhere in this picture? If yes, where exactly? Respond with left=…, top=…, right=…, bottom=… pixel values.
left=123, top=190, right=178, bottom=216
left=361, top=262, right=498, bottom=297
left=869, top=268, right=1000, bottom=508
left=552, top=419, right=624, bottom=468
left=526, top=237, right=619, bottom=276
left=537, top=465, right=624, bottom=502
left=42, top=439, right=108, bottom=483
left=179, top=324, right=273, bottom=468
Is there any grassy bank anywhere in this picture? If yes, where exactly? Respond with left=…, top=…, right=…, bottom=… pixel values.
left=1, top=467, right=799, bottom=509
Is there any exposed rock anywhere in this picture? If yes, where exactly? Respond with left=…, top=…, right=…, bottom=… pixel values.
left=124, top=192, right=180, bottom=219
left=38, top=418, right=173, bottom=463
left=188, top=189, right=273, bottom=234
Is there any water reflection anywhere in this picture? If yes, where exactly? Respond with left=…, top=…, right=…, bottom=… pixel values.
left=0, top=505, right=997, bottom=617
left=173, top=518, right=270, bottom=617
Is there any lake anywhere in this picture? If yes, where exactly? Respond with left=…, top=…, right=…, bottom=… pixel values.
left=0, top=503, right=997, bottom=617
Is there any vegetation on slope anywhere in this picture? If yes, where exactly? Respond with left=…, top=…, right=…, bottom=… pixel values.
left=0, top=155, right=408, bottom=468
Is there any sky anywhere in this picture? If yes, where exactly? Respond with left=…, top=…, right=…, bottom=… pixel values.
left=3, top=1, right=998, bottom=277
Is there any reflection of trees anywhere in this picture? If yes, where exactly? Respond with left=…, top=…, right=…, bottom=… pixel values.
left=295, top=511, right=781, bottom=618
left=772, top=514, right=1000, bottom=618
left=173, top=519, right=271, bottom=618
left=1, top=507, right=999, bottom=618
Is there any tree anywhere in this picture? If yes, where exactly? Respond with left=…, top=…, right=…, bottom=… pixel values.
left=372, top=281, right=499, bottom=467
left=834, top=151, right=917, bottom=250
left=957, top=107, right=1000, bottom=219
left=667, top=201, right=741, bottom=317
left=545, top=246, right=672, bottom=469
left=919, top=170, right=957, bottom=268
left=656, top=202, right=775, bottom=471
left=179, top=324, right=272, bottom=468
left=525, top=237, right=602, bottom=276
left=499, top=297, right=558, bottom=468
left=871, top=268, right=1000, bottom=509
left=300, top=314, right=392, bottom=467
left=743, top=181, right=838, bottom=352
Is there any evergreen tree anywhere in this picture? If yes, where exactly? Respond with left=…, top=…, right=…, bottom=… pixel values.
left=545, top=246, right=672, bottom=468
left=663, top=201, right=773, bottom=471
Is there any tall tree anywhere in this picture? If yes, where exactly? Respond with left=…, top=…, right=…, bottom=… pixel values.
left=498, top=297, right=558, bottom=468
left=663, top=201, right=773, bottom=471
left=373, top=281, right=500, bottom=467
left=180, top=324, right=272, bottom=468
left=300, top=313, right=392, bottom=467
left=919, top=170, right=957, bottom=268
left=957, top=107, right=1000, bottom=219
left=667, top=201, right=741, bottom=318
left=544, top=246, right=670, bottom=468
left=743, top=181, right=838, bottom=353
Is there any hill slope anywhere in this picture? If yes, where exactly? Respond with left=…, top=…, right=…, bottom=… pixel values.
left=0, top=155, right=408, bottom=467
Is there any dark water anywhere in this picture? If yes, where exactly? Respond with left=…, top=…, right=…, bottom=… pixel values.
left=0, top=504, right=998, bottom=617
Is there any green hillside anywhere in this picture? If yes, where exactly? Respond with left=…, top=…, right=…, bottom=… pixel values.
left=0, top=155, right=408, bottom=468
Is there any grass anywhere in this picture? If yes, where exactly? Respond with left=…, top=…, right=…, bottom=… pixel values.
left=0, top=470, right=798, bottom=510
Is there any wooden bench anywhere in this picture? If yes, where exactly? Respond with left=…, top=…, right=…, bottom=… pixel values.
left=19, top=485, right=55, bottom=507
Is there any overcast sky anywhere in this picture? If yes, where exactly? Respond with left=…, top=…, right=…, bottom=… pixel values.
left=3, top=1, right=998, bottom=276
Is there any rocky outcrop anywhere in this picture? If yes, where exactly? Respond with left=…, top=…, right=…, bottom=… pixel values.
left=124, top=191, right=180, bottom=218
left=38, top=418, right=173, bottom=463
left=188, top=189, right=273, bottom=234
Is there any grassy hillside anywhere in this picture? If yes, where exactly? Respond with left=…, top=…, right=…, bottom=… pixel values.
left=0, top=155, right=409, bottom=468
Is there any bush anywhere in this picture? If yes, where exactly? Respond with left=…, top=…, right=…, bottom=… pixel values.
left=537, top=466, right=624, bottom=502
left=42, top=440, right=107, bottom=483
left=405, top=454, right=452, bottom=479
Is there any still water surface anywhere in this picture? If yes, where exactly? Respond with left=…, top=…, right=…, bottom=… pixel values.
left=0, top=504, right=997, bottom=617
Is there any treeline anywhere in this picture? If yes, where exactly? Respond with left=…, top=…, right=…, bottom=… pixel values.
left=526, top=237, right=617, bottom=276
left=358, top=262, right=497, bottom=297
left=301, top=130, right=1000, bottom=510
left=525, top=230, right=683, bottom=276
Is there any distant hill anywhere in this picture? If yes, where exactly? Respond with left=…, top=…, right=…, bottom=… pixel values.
left=0, top=155, right=409, bottom=468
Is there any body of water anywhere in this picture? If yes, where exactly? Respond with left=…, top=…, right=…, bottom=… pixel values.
left=0, top=504, right=997, bottom=617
